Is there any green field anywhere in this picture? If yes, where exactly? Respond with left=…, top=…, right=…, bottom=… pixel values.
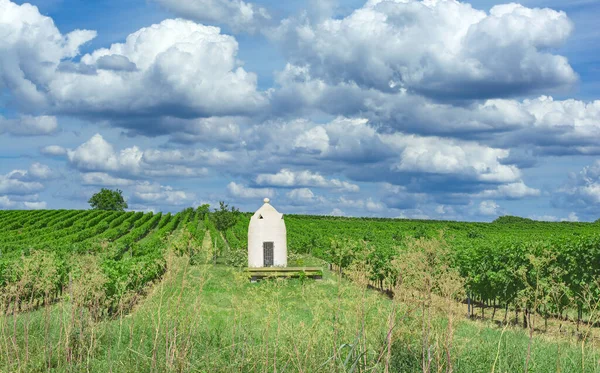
left=0, top=208, right=201, bottom=312
left=1, top=208, right=600, bottom=372
left=226, top=213, right=600, bottom=325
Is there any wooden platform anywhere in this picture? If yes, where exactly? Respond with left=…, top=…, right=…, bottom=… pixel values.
left=245, top=267, right=323, bottom=282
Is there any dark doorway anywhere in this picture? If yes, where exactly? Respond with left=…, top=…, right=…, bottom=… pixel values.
left=263, top=242, right=274, bottom=266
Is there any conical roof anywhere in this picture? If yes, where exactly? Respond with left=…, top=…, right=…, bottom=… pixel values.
left=252, top=198, right=283, bottom=220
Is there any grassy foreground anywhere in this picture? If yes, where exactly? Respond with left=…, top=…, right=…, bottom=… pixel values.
left=2, top=231, right=600, bottom=372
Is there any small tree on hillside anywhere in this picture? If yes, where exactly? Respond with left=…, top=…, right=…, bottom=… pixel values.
left=211, top=201, right=240, bottom=231
left=196, top=204, right=210, bottom=220
left=88, top=188, right=128, bottom=211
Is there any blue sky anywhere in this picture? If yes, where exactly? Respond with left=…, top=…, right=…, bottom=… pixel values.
left=1, top=0, right=600, bottom=221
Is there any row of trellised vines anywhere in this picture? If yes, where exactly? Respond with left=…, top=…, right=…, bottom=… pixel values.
left=0, top=207, right=208, bottom=317
left=224, top=213, right=600, bottom=327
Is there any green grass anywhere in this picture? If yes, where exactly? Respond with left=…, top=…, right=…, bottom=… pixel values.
left=2, top=217, right=600, bottom=372
left=3, top=249, right=600, bottom=372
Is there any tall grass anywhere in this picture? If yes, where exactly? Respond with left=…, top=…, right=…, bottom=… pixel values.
left=2, top=230, right=600, bottom=372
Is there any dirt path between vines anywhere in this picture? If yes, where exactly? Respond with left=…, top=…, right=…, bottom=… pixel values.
left=202, top=229, right=212, bottom=252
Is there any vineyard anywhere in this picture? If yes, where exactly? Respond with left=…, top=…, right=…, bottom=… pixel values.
left=2, top=208, right=600, bottom=326
left=0, top=207, right=211, bottom=315
left=2, top=208, right=600, bottom=371
left=222, top=213, right=600, bottom=327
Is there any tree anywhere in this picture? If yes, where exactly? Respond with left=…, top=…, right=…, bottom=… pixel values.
left=196, top=204, right=210, bottom=219
left=492, top=215, right=534, bottom=224
left=211, top=201, right=239, bottom=231
left=88, top=188, right=128, bottom=211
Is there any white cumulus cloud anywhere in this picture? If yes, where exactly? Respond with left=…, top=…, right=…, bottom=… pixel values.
left=0, top=115, right=58, bottom=136
left=131, top=182, right=196, bottom=206
left=227, top=182, right=275, bottom=199
left=154, top=0, right=271, bottom=33
left=555, top=160, right=600, bottom=217
left=256, top=169, right=359, bottom=192
left=0, top=194, right=47, bottom=209
left=383, top=133, right=521, bottom=184
left=55, top=19, right=265, bottom=120
left=0, top=163, right=54, bottom=195
left=477, top=182, right=541, bottom=199
left=273, top=0, right=576, bottom=99
left=81, top=172, right=136, bottom=187
left=0, top=2, right=265, bottom=128
left=54, top=134, right=209, bottom=179
left=0, top=178, right=43, bottom=198
left=479, top=200, right=500, bottom=216
left=41, top=145, right=68, bottom=156
left=0, top=0, right=96, bottom=107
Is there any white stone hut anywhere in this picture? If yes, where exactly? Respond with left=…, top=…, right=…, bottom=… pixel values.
left=248, top=198, right=287, bottom=268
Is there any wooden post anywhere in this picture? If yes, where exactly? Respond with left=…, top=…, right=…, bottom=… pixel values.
left=467, top=293, right=471, bottom=318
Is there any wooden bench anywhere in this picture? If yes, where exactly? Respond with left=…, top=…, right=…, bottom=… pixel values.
left=245, top=267, right=323, bottom=282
